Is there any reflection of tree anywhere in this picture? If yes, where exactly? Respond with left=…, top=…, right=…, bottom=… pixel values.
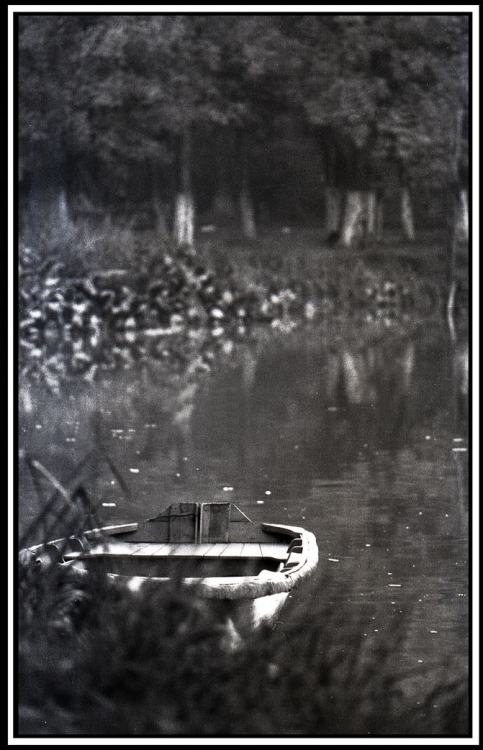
left=452, top=338, right=468, bottom=432
left=363, top=329, right=469, bottom=544
left=191, top=332, right=418, bottom=497
left=334, top=337, right=415, bottom=457
left=18, top=356, right=207, bottom=527
left=339, top=338, right=414, bottom=407
left=20, top=323, right=468, bottom=545
left=450, top=333, right=469, bottom=532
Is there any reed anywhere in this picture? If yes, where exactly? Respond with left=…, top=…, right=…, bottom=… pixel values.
left=17, top=505, right=469, bottom=738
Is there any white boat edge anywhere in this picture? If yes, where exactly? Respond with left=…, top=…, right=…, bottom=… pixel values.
left=19, top=521, right=319, bottom=601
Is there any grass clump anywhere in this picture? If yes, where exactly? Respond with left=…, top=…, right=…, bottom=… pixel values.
left=17, top=518, right=469, bottom=738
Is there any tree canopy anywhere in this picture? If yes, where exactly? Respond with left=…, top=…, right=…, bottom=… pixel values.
left=18, top=12, right=469, bottom=215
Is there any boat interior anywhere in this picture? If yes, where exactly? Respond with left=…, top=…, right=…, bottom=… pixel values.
left=23, top=503, right=309, bottom=580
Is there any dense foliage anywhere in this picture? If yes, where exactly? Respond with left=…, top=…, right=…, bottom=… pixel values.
left=18, top=232, right=444, bottom=394
left=18, top=13, right=469, bottom=228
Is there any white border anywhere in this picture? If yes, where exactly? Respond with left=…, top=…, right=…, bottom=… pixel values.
left=8, top=5, right=479, bottom=746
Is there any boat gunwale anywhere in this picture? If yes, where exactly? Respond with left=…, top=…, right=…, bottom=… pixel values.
left=19, top=522, right=319, bottom=601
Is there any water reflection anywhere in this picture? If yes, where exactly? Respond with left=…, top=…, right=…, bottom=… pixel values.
left=188, top=323, right=469, bottom=683
left=18, top=321, right=469, bottom=692
left=19, top=323, right=468, bottom=523
left=192, top=328, right=421, bottom=493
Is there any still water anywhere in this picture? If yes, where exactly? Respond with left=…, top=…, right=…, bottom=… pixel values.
left=18, top=319, right=469, bottom=698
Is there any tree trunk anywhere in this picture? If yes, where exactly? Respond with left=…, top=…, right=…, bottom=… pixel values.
left=401, top=187, right=415, bottom=241
left=456, top=189, right=469, bottom=242
left=173, top=126, right=195, bottom=247
left=153, top=197, right=169, bottom=238
left=340, top=191, right=365, bottom=247
left=212, top=128, right=237, bottom=224
left=212, top=189, right=236, bottom=223
left=453, top=108, right=468, bottom=244
left=57, top=189, right=70, bottom=229
left=325, top=350, right=342, bottom=402
left=150, top=162, right=169, bottom=239
left=173, top=193, right=195, bottom=247
left=237, top=128, right=256, bottom=240
left=375, top=195, right=384, bottom=240
left=240, top=186, right=256, bottom=240
left=324, top=187, right=343, bottom=236
left=366, top=191, right=377, bottom=238
left=30, top=186, right=73, bottom=247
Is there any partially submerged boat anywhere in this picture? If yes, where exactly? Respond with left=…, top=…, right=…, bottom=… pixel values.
left=19, top=501, right=319, bottom=637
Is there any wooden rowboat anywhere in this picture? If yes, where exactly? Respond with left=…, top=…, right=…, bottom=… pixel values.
left=19, top=502, right=319, bottom=639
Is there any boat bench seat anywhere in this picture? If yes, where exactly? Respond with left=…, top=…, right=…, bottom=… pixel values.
left=282, top=551, right=305, bottom=570
left=64, top=542, right=289, bottom=561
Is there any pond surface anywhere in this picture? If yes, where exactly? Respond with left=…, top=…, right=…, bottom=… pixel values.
left=18, top=319, right=469, bottom=706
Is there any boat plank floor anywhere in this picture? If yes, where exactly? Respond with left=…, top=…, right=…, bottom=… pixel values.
left=260, top=544, right=288, bottom=560
left=240, top=543, right=262, bottom=557
left=139, top=543, right=174, bottom=556
left=70, top=542, right=290, bottom=560
left=136, top=543, right=231, bottom=557
left=129, top=543, right=162, bottom=556
left=199, top=543, right=218, bottom=557
left=202, top=543, right=230, bottom=557
left=169, top=543, right=217, bottom=556
left=220, top=543, right=244, bottom=557
left=87, top=542, right=152, bottom=556
left=138, top=543, right=182, bottom=556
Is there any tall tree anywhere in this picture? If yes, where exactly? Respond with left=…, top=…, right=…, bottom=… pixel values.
left=18, top=13, right=469, bottom=248
left=278, top=14, right=469, bottom=244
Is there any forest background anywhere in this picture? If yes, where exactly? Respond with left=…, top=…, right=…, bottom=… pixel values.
left=18, top=13, right=469, bottom=257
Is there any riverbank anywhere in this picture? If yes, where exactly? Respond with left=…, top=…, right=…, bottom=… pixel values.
left=22, top=221, right=459, bottom=283
left=19, top=225, right=467, bottom=396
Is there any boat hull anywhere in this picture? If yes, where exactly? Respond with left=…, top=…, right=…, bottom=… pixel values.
left=19, top=507, right=319, bottom=640
left=110, top=572, right=290, bottom=640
